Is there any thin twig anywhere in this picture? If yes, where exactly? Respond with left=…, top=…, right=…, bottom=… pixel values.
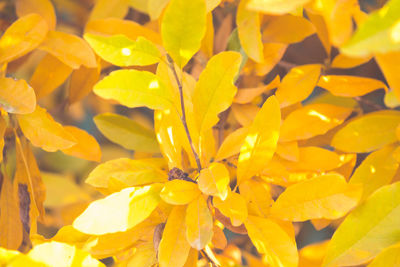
left=166, top=55, right=202, bottom=172
left=354, top=96, right=384, bottom=111
left=277, top=60, right=297, bottom=70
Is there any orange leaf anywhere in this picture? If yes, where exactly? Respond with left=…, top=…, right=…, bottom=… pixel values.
left=15, top=0, right=56, bottom=30
left=68, top=64, right=100, bottom=104
left=213, top=192, right=248, bottom=227
left=0, top=77, right=36, bottom=114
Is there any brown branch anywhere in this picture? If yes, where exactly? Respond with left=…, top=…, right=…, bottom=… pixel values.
left=166, top=55, right=202, bottom=172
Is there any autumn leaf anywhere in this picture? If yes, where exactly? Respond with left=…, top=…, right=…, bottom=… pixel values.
left=198, top=162, right=230, bottom=200
left=160, top=180, right=201, bottom=205
left=213, top=191, right=248, bottom=227
left=15, top=0, right=56, bottom=30
left=0, top=77, right=36, bottom=114
left=246, top=0, right=311, bottom=15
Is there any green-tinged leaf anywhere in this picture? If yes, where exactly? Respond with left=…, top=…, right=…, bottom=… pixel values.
left=349, top=145, right=398, bottom=200
left=270, top=173, right=362, bottom=221
left=161, top=0, right=206, bottom=68
left=84, top=33, right=161, bottom=66
left=341, top=0, right=400, bottom=56
left=0, top=77, right=36, bottom=114
left=367, top=243, right=400, bottom=267
left=280, top=104, right=353, bottom=142
left=160, top=180, right=201, bottom=205
left=93, top=69, right=174, bottom=110
left=17, top=106, right=76, bottom=152
left=73, top=184, right=162, bottom=235
left=158, top=206, right=191, bottom=267
left=237, top=96, right=281, bottom=183
left=0, top=14, right=48, bottom=63
left=332, top=110, right=400, bottom=153
left=245, top=216, right=298, bottom=267
left=237, top=0, right=263, bottom=62
left=193, top=51, right=241, bottom=134
left=323, top=182, right=400, bottom=266
left=186, top=195, right=213, bottom=250
left=86, top=158, right=167, bottom=190
left=94, top=113, right=160, bottom=153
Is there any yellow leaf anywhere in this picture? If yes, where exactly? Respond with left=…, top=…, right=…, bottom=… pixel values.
left=323, top=182, right=400, bottom=266
left=276, top=64, right=321, bottom=108
left=200, top=12, right=215, bottom=58
left=299, top=241, right=329, bottom=267
left=84, top=33, right=161, bottom=66
left=127, top=242, right=157, bottom=267
left=86, top=158, right=167, bottom=191
left=17, top=106, right=76, bottom=152
left=183, top=248, right=199, bottom=267
left=73, top=184, right=162, bottom=235
left=212, top=224, right=227, bottom=249
left=0, top=77, right=36, bottom=114
left=349, top=145, right=398, bottom=200
left=367, top=243, right=400, bottom=267
left=330, top=54, right=372, bottom=69
left=375, top=51, right=400, bottom=102
left=245, top=216, right=298, bottom=267
left=39, top=31, right=97, bottom=69
left=237, top=96, right=281, bottom=182
left=239, top=178, right=273, bottom=217
left=15, top=0, right=56, bottom=30
left=147, top=0, right=170, bottom=20
left=318, top=75, right=387, bottom=97
left=161, top=0, right=206, bottom=68
left=61, top=126, right=101, bottom=162
left=213, top=192, right=248, bottom=227
left=198, top=162, right=230, bottom=200
left=30, top=54, right=73, bottom=99
left=234, top=75, right=280, bottom=104
left=232, top=103, right=260, bottom=126
left=93, top=69, right=174, bottom=110
left=158, top=206, right=191, bottom=267
left=94, top=113, right=160, bottom=153
left=68, top=64, right=100, bottom=104
left=186, top=195, right=213, bottom=250
left=28, top=241, right=104, bottom=267
left=246, top=0, right=311, bottom=15
left=160, top=180, right=201, bottom=205
left=262, top=14, right=315, bottom=44
left=271, top=173, right=362, bottom=221
left=276, top=141, right=299, bottom=162
left=0, top=14, right=48, bottom=64
left=250, top=43, right=287, bottom=75
left=332, top=110, right=400, bottom=153
left=89, top=0, right=129, bottom=21
left=283, top=146, right=342, bottom=172
left=85, top=18, right=162, bottom=45
left=215, top=127, right=249, bottom=161
left=280, top=103, right=353, bottom=142
left=193, top=51, right=241, bottom=134
left=0, top=115, right=6, bottom=162
left=384, top=89, right=400, bottom=108
left=237, top=0, right=263, bottom=63
left=0, top=172, right=23, bottom=250
left=306, top=9, right=331, bottom=56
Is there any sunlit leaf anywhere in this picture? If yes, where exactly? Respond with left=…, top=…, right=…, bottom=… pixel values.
left=245, top=216, right=298, bottom=267
left=15, top=0, right=56, bottom=30
left=147, top=0, right=170, bottom=20
left=84, top=33, right=161, bottom=66
left=332, top=110, right=400, bottom=153
left=73, top=184, right=162, bottom=235
left=234, top=75, right=280, bottom=104
left=239, top=179, right=273, bottom=217
left=30, top=54, right=73, bottom=99
left=276, top=141, right=299, bottom=162
left=318, top=75, right=387, bottom=97
left=0, top=77, right=36, bottom=114
left=186, top=195, right=213, bottom=250
left=160, top=180, right=201, bottom=205
left=237, top=96, right=281, bottom=182
left=193, top=51, right=241, bottom=134
left=341, top=0, right=400, bottom=56
left=61, top=126, right=101, bottom=162
left=161, top=0, right=206, bottom=68
left=330, top=54, right=372, bottom=69
left=367, top=243, right=400, bottom=267
left=349, top=145, right=398, bottom=200
left=213, top=192, right=248, bottom=227
left=93, top=69, right=174, bottom=110
left=94, top=113, right=160, bottom=153
left=89, top=0, right=129, bottom=21
left=215, top=127, right=249, bottom=161
left=323, top=182, right=400, bottom=266
left=198, top=162, right=230, bottom=200
left=39, top=31, right=97, bottom=69
left=299, top=241, right=329, bottom=267
left=0, top=14, right=48, bottom=64
left=280, top=103, right=353, bottom=142
left=276, top=64, right=321, bottom=108
left=17, top=106, right=76, bottom=152
left=237, top=0, right=263, bottom=62
left=246, top=0, right=311, bottom=15
left=271, top=173, right=362, bottom=221
left=375, top=51, right=400, bottom=102
left=158, top=206, right=191, bottom=267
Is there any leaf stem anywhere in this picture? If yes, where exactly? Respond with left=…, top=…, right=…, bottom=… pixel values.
left=166, top=55, right=202, bottom=172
